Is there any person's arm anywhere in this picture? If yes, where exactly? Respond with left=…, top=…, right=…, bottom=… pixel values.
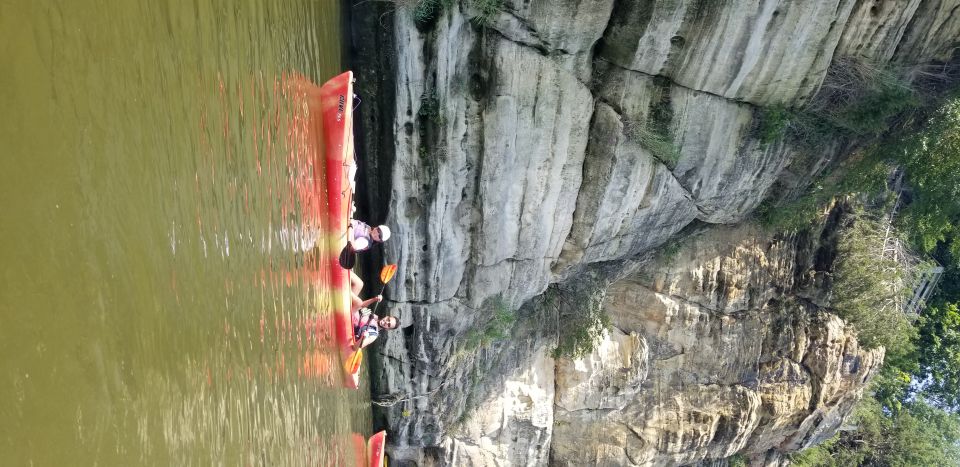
left=351, top=237, right=370, bottom=251
left=358, top=295, right=382, bottom=309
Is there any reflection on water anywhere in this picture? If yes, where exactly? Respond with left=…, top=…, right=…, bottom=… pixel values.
left=0, top=0, right=368, bottom=464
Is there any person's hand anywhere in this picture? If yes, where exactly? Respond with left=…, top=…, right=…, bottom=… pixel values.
left=376, top=295, right=383, bottom=302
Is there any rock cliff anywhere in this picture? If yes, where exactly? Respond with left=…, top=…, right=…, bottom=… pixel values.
left=346, top=0, right=959, bottom=465
left=552, top=221, right=884, bottom=466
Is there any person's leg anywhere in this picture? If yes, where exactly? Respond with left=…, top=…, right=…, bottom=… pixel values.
left=351, top=294, right=364, bottom=316
left=350, top=271, right=364, bottom=296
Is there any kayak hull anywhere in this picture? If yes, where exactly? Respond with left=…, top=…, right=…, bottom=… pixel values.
left=349, top=430, right=387, bottom=467
left=367, top=430, right=387, bottom=467
left=301, top=71, right=361, bottom=389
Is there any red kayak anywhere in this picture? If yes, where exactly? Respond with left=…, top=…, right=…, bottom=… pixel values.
left=351, top=431, right=387, bottom=467
left=293, top=71, right=363, bottom=389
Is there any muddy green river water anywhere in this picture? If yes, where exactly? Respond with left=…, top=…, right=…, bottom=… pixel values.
left=0, top=1, right=371, bottom=464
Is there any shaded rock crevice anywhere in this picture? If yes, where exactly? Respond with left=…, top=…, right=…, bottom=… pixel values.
left=596, top=56, right=753, bottom=107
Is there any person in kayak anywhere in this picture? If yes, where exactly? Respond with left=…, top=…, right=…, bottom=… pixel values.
left=348, top=272, right=397, bottom=350
left=347, top=220, right=390, bottom=253
left=352, top=308, right=398, bottom=350
left=350, top=271, right=382, bottom=313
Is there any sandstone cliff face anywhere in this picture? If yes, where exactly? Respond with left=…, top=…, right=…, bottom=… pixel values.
left=347, top=0, right=959, bottom=465
left=552, top=223, right=884, bottom=466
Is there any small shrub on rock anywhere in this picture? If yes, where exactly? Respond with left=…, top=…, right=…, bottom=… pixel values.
left=463, top=295, right=516, bottom=351
left=831, top=208, right=915, bottom=351
left=754, top=104, right=792, bottom=145
left=551, top=285, right=610, bottom=359
left=806, top=57, right=920, bottom=137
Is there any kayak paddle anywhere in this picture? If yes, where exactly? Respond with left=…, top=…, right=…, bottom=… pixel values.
left=372, top=264, right=398, bottom=314
left=345, top=348, right=363, bottom=374
left=339, top=242, right=356, bottom=269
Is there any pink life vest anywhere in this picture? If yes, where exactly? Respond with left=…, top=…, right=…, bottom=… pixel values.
left=353, top=310, right=380, bottom=340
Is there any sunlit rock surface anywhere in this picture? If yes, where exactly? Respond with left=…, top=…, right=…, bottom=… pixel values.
left=348, top=0, right=959, bottom=464
left=601, top=0, right=857, bottom=105
left=442, top=346, right=555, bottom=466
left=554, top=328, right=648, bottom=413
left=551, top=224, right=883, bottom=466
left=557, top=100, right=698, bottom=269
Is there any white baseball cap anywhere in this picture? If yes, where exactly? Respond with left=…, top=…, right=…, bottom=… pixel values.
left=377, top=225, right=391, bottom=242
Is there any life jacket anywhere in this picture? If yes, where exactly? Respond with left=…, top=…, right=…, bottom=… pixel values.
left=354, top=314, right=380, bottom=340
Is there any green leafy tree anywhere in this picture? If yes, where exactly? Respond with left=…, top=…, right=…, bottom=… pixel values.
left=932, top=244, right=960, bottom=302
left=792, top=398, right=960, bottom=466
left=870, top=342, right=919, bottom=414
left=890, top=102, right=960, bottom=256
left=914, top=302, right=960, bottom=410
left=785, top=95, right=960, bottom=466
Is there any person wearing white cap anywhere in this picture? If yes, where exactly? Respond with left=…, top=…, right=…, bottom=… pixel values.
left=347, top=219, right=391, bottom=252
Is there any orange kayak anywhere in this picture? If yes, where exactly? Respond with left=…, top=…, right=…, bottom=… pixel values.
left=351, top=430, right=387, bottom=467
left=367, top=430, right=387, bottom=467
left=296, top=71, right=362, bottom=389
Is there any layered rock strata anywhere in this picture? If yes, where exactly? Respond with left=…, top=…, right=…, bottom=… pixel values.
left=346, top=0, right=960, bottom=465
left=552, top=223, right=884, bottom=466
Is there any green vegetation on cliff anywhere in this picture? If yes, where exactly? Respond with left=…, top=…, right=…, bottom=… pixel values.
left=757, top=62, right=960, bottom=254
left=407, top=0, right=502, bottom=27
left=792, top=397, right=960, bottom=467
left=777, top=59, right=960, bottom=465
left=830, top=208, right=915, bottom=351
left=542, top=280, right=611, bottom=359
left=756, top=68, right=960, bottom=349
left=462, top=295, right=516, bottom=350
left=753, top=58, right=923, bottom=152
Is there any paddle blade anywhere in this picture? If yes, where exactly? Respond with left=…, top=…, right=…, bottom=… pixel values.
left=339, top=243, right=356, bottom=269
left=379, top=264, right=398, bottom=284
left=345, top=349, right=363, bottom=374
